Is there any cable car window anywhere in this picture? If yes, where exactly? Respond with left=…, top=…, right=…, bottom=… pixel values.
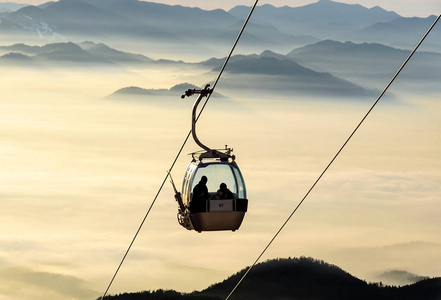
left=182, top=163, right=197, bottom=205
left=191, top=164, right=238, bottom=197
left=232, top=165, right=246, bottom=199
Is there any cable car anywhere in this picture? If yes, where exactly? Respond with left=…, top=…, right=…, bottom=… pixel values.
left=170, top=85, right=248, bottom=232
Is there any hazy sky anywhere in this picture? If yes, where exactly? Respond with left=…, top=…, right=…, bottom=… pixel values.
left=2, top=0, right=440, bottom=17
left=1, top=1, right=440, bottom=299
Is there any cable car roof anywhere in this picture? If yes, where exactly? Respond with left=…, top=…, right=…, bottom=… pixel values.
left=191, top=148, right=236, bottom=162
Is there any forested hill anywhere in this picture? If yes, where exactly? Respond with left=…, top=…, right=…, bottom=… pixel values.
left=102, top=257, right=441, bottom=300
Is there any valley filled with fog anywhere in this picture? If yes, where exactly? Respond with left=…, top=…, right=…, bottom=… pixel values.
left=0, top=1, right=440, bottom=299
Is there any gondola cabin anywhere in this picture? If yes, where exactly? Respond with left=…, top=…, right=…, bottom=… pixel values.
left=172, top=85, right=248, bottom=232
left=177, top=150, right=248, bottom=232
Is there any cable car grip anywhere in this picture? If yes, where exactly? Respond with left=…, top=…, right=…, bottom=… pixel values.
left=181, top=84, right=213, bottom=99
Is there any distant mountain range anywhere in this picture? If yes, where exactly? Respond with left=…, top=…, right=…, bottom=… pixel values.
left=101, top=257, right=441, bottom=300
left=0, top=41, right=154, bottom=66
left=204, top=52, right=375, bottom=97
left=376, top=270, right=429, bottom=287
left=345, top=16, right=441, bottom=49
left=1, top=1, right=439, bottom=98
left=228, top=1, right=400, bottom=38
left=0, top=0, right=439, bottom=52
left=287, top=40, right=441, bottom=83
left=107, top=83, right=201, bottom=99
left=4, top=39, right=439, bottom=97
left=1, top=0, right=439, bottom=96
left=0, top=3, right=27, bottom=12
left=105, top=48, right=375, bottom=98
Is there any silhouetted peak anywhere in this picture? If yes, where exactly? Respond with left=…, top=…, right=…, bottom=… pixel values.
left=169, top=83, right=200, bottom=92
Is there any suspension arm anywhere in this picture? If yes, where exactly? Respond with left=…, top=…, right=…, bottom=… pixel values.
left=182, top=84, right=213, bottom=151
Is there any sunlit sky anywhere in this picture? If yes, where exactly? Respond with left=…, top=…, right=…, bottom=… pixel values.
left=0, top=0, right=440, bottom=299
left=2, top=0, right=440, bottom=17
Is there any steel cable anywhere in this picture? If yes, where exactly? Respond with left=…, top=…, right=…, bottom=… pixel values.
left=224, top=13, right=440, bottom=300
left=99, top=1, right=259, bottom=299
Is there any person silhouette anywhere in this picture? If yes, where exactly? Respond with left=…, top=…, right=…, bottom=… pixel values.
left=216, top=182, right=234, bottom=199
left=192, top=175, right=209, bottom=202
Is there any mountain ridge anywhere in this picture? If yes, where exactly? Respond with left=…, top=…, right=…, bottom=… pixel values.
left=6, top=39, right=440, bottom=96
left=201, top=52, right=376, bottom=97
left=286, top=39, right=441, bottom=88
left=344, top=15, right=440, bottom=48
left=106, top=83, right=202, bottom=99
left=100, top=257, right=441, bottom=300
left=1, top=0, right=438, bottom=52
left=376, top=270, right=429, bottom=286
left=228, top=1, right=401, bottom=38
left=0, top=41, right=154, bottom=65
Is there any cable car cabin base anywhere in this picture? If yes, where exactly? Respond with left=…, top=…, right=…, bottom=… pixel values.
left=188, top=197, right=248, bottom=232
left=177, top=199, right=248, bottom=232
left=191, top=211, right=246, bottom=232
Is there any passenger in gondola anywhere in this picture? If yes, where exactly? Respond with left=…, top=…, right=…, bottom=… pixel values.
left=216, top=182, right=234, bottom=199
left=191, top=176, right=209, bottom=212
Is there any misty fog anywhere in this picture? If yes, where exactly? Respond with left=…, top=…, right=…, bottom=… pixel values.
left=1, top=1, right=440, bottom=298
left=1, top=51, right=440, bottom=298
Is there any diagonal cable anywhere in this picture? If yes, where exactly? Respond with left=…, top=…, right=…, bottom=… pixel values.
left=224, top=13, right=441, bottom=300
left=99, top=1, right=259, bottom=299
left=197, top=0, right=259, bottom=121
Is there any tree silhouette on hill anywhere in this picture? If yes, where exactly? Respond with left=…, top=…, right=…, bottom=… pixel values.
left=102, top=257, right=441, bottom=300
